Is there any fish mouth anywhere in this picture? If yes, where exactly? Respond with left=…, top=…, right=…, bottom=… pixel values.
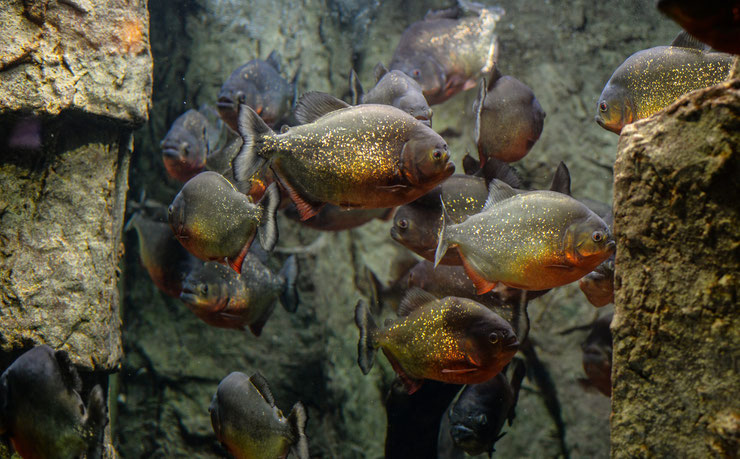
left=414, top=114, right=432, bottom=127
left=595, top=115, right=622, bottom=134
left=450, top=425, right=485, bottom=453
left=389, top=226, right=401, bottom=241
left=180, top=289, right=198, bottom=305
left=162, top=147, right=182, bottom=160
left=217, top=96, right=236, bottom=111
left=504, top=335, right=519, bottom=351
left=606, top=240, right=616, bottom=253
left=443, top=160, right=456, bottom=174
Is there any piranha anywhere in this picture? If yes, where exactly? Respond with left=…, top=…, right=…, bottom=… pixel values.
left=126, top=211, right=203, bottom=298
left=168, top=171, right=279, bottom=274
left=579, top=254, right=615, bottom=307
left=657, top=0, right=740, bottom=55
left=448, top=358, right=526, bottom=456
left=233, top=92, right=454, bottom=220
left=474, top=73, right=545, bottom=164
left=285, top=203, right=394, bottom=231
left=217, top=51, right=297, bottom=131
left=354, top=289, right=519, bottom=394
left=0, top=345, right=107, bottom=459
left=595, top=31, right=733, bottom=134
left=388, top=0, right=504, bottom=105
left=209, top=371, right=309, bottom=459
left=578, top=312, right=613, bottom=397
left=161, top=108, right=220, bottom=182
left=435, top=180, right=615, bottom=293
left=180, top=254, right=298, bottom=336
left=349, top=63, right=433, bottom=126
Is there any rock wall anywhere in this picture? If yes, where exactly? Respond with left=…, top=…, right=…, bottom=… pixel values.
left=118, top=0, right=681, bottom=457
left=612, top=80, right=740, bottom=457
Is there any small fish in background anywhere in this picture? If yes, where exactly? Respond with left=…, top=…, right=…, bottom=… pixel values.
left=168, top=171, right=279, bottom=273
left=595, top=31, right=733, bottom=134
left=579, top=312, right=613, bottom=397
left=180, top=254, right=298, bottom=336
left=284, top=203, right=394, bottom=232
left=209, top=372, right=309, bottom=459
left=217, top=51, right=297, bottom=131
left=160, top=108, right=213, bottom=182
left=579, top=254, right=615, bottom=308
left=473, top=72, right=545, bottom=164
left=448, top=358, right=526, bottom=456
left=435, top=180, right=615, bottom=293
left=388, top=0, right=504, bottom=105
left=0, top=345, right=107, bottom=459
left=391, top=164, right=520, bottom=265
left=657, top=0, right=740, bottom=55
left=349, top=63, right=433, bottom=126
left=354, top=289, right=519, bottom=394
left=126, top=211, right=203, bottom=298
left=233, top=92, right=454, bottom=221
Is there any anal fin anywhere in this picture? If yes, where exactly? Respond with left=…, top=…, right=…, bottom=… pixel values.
left=383, top=349, right=423, bottom=394
left=276, top=172, right=324, bottom=221
left=460, top=252, right=497, bottom=294
left=228, top=233, right=255, bottom=274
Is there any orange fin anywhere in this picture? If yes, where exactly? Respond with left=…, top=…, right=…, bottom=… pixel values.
left=278, top=174, right=324, bottom=221
left=460, top=252, right=497, bottom=294
left=383, top=349, right=423, bottom=394
left=228, top=233, right=255, bottom=274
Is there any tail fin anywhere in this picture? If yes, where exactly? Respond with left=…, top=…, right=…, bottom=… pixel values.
left=433, top=198, right=452, bottom=268
left=257, top=183, right=280, bottom=251
left=233, top=104, right=275, bottom=191
left=354, top=300, right=379, bottom=375
left=279, top=255, right=299, bottom=313
left=84, top=384, right=108, bottom=459
left=288, top=401, right=309, bottom=459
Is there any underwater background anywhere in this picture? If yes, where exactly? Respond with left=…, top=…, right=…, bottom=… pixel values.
left=115, top=0, right=678, bottom=457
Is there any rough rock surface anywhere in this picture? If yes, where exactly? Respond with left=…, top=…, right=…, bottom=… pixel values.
left=117, top=0, right=681, bottom=457
left=0, top=0, right=152, bottom=124
left=612, top=80, right=740, bottom=458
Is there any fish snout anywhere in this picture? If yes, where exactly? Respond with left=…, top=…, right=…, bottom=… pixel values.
left=503, top=333, right=519, bottom=352
left=606, top=239, right=616, bottom=253
left=217, top=92, right=237, bottom=111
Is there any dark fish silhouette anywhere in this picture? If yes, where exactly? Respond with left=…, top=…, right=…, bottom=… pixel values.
left=579, top=312, right=613, bottom=397
left=596, top=32, right=733, bottom=134
left=350, top=63, right=433, bottom=126
left=210, top=371, right=309, bottom=459
left=180, top=254, right=298, bottom=336
left=474, top=73, right=545, bottom=164
left=0, top=345, right=107, bottom=459
left=579, top=255, right=615, bottom=307
left=657, top=0, right=740, bottom=55
left=355, top=290, right=518, bottom=394
left=168, top=172, right=279, bottom=273
left=388, top=0, right=504, bottom=105
left=217, top=51, right=296, bottom=131
left=160, top=109, right=212, bottom=182
left=449, top=358, right=526, bottom=456
left=233, top=92, right=454, bottom=220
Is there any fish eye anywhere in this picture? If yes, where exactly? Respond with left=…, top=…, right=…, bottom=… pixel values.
left=592, top=231, right=604, bottom=243
left=167, top=205, right=174, bottom=216
left=488, top=332, right=500, bottom=344
left=200, top=285, right=209, bottom=295
left=397, top=218, right=409, bottom=230
left=432, top=149, right=443, bottom=160
left=412, top=69, right=421, bottom=78
left=599, top=101, right=608, bottom=112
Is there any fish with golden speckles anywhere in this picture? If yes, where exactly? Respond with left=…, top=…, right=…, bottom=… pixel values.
left=388, top=0, right=504, bottom=105
left=209, top=371, right=309, bottom=459
left=596, top=31, right=733, bottom=134
left=354, top=289, right=518, bottom=394
left=435, top=180, right=615, bottom=293
left=168, top=171, right=279, bottom=274
left=180, top=254, right=298, bottom=336
left=233, top=92, right=454, bottom=220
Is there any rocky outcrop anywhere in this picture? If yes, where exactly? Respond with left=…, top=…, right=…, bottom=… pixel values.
left=612, top=80, right=740, bottom=457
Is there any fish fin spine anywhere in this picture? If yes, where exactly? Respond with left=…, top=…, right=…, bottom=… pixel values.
left=279, top=255, right=300, bottom=313
left=249, top=372, right=277, bottom=406
left=354, top=300, right=379, bottom=375
left=288, top=401, right=310, bottom=459
left=258, top=183, right=280, bottom=251
left=433, top=197, right=452, bottom=268
left=279, top=176, right=324, bottom=221
left=398, top=288, right=438, bottom=317
left=483, top=179, right=519, bottom=211
left=233, top=105, right=275, bottom=192
left=460, top=252, right=497, bottom=294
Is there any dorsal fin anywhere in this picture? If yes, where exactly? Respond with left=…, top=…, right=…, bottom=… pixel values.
left=483, top=179, right=518, bottom=212
left=481, top=157, right=522, bottom=189
left=249, top=372, right=276, bottom=406
left=54, top=349, right=82, bottom=393
left=549, top=162, right=571, bottom=195
left=670, top=31, right=709, bottom=51
left=373, top=62, right=389, bottom=82
left=349, top=69, right=363, bottom=105
left=265, top=50, right=282, bottom=72
left=398, top=288, right=438, bottom=316
left=294, top=92, right=351, bottom=124
left=462, top=153, right=480, bottom=175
